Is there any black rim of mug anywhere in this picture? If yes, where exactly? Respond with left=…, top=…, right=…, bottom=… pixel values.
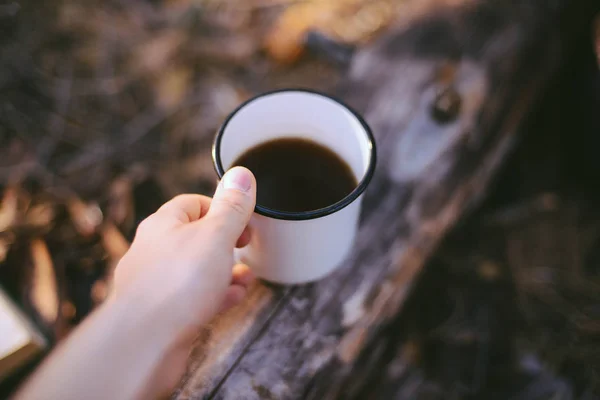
left=212, top=88, right=377, bottom=221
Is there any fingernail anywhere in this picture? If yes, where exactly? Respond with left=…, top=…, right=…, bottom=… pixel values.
left=222, top=167, right=252, bottom=192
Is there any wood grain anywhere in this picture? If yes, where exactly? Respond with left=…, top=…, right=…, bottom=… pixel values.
left=174, top=1, right=598, bottom=398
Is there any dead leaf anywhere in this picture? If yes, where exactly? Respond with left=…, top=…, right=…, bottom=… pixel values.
left=91, top=280, right=109, bottom=305
left=131, top=31, right=186, bottom=75
left=210, top=83, right=250, bottom=120
left=29, top=239, right=59, bottom=325
left=61, top=301, right=76, bottom=321
left=0, top=233, right=15, bottom=263
left=264, top=0, right=386, bottom=64
left=190, top=35, right=257, bottom=65
left=102, top=223, right=129, bottom=261
left=477, top=260, right=502, bottom=281
left=264, top=1, right=334, bottom=64
left=101, top=223, right=130, bottom=281
left=24, top=203, right=55, bottom=233
left=0, top=188, right=18, bottom=233
left=107, top=176, right=135, bottom=230
left=265, top=0, right=473, bottom=64
left=330, top=1, right=395, bottom=44
left=67, top=198, right=103, bottom=237
left=155, top=65, right=193, bottom=111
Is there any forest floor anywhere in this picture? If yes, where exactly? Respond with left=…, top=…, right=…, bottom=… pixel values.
left=1, top=1, right=600, bottom=398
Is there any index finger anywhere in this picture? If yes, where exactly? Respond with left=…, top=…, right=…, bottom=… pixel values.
left=155, top=194, right=212, bottom=224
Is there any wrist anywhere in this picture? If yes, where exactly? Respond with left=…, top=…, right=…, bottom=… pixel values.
left=108, top=291, right=197, bottom=397
left=110, top=284, right=196, bottom=349
left=16, top=291, right=186, bottom=400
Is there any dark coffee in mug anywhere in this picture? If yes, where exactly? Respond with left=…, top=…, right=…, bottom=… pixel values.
left=232, top=138, right=357, bottom=213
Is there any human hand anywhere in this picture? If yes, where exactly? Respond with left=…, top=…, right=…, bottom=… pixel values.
left=14, top=168, right=259, bottom=400
left=113, top=166, right=257, bottom=337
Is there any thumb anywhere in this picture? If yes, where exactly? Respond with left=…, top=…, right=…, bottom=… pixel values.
left=206, top=167, right=256, bottom=245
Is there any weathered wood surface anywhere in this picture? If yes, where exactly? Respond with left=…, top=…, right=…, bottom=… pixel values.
left=174, top=1, right=598, bottom=399
left=335, top=32, right=600, bottom=397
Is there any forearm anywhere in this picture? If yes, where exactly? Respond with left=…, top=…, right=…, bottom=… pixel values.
left=14, top=295, right=179, bottom=400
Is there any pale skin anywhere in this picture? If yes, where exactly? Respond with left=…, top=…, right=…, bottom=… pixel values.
left=14, top=167, right=258, bottom=400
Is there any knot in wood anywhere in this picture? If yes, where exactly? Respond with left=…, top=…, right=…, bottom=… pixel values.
left=430, top=85, right=462, bottom=124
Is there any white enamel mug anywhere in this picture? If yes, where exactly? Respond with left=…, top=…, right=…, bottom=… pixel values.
left=213, top=89, right=376, bottom=285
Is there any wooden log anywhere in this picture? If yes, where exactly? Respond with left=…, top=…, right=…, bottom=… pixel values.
left=174, top=0, right=599, bottom=398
